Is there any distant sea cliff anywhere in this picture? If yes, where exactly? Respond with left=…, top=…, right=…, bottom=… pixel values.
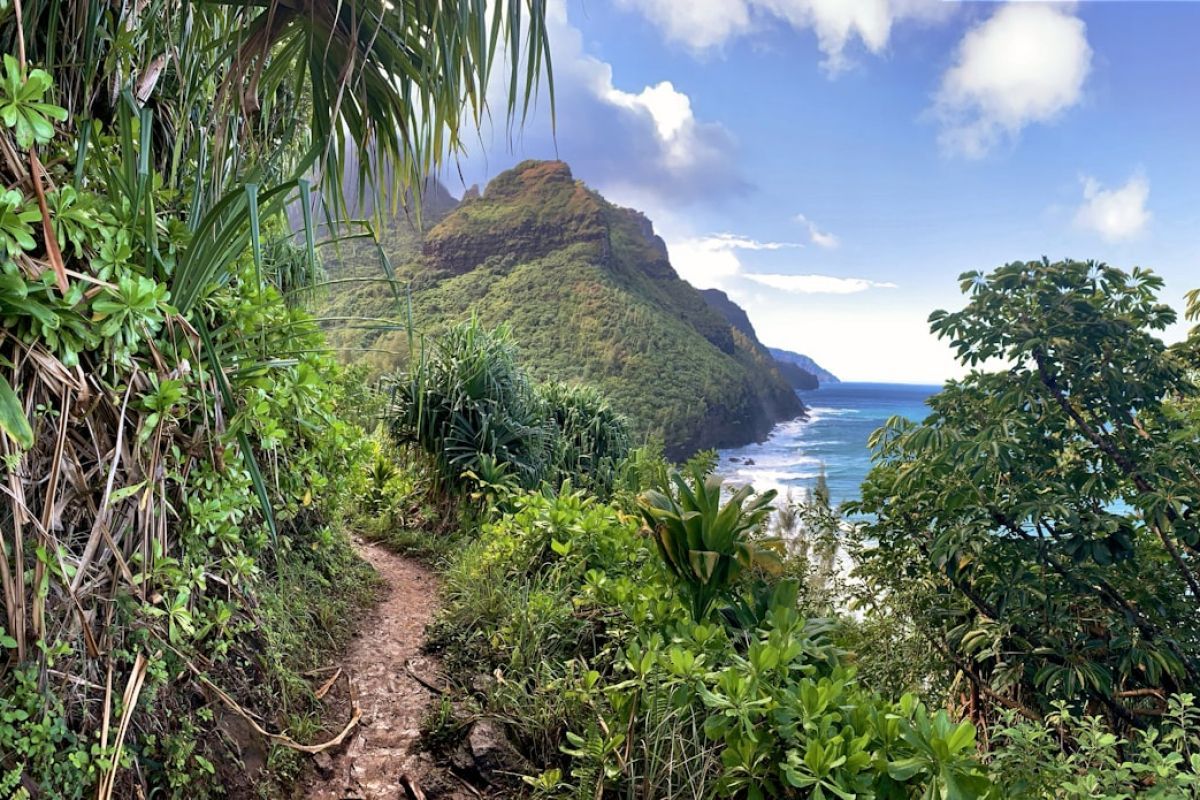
left=768, top=347, right=840, bottom=386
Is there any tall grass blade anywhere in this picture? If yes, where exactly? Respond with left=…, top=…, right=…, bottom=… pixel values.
left=298, top=178, right=317, bottom=279
left=73, top=118, right=90, bottom=188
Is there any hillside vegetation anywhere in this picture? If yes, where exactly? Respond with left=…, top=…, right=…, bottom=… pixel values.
left=9, top=0, right=1200, bottom=796
left=701, top=288, right=819, bottom=390
left=320, top=160, right=804, bottom=457
left=0, top=1, right=552, bottom=796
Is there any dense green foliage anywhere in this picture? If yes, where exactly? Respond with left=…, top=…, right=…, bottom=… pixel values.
left=854, top=260, right=1200, bottom=730
left=0, top=0, right=552, bottom=794
left=319, top=160, right=803, bottom=457
left=426, top=478, right=992, bottom=799
left=987, top=697, right=1200, bottom=797
left=639, top=463, right=783, bottom=622
left=390, top=318, right=631, bottom=496
left=9, top=0, right=1198, bottom=795
left=388, top=256, right=1200, bottom=799
left=541, top=380, right=633, bottom=495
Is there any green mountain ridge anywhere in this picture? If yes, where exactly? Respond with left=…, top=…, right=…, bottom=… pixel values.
left=320, top=159, right=805, bottom=457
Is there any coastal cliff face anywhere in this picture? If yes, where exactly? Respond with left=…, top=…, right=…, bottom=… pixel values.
left=700, top=289, right=819, bottom=391
left=320, top=160, right=806, bottom=457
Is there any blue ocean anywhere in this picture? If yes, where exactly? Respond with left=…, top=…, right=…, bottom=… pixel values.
left=719, top=382, right=941, bottom=508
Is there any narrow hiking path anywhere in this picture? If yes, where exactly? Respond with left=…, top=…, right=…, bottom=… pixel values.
left=299, top=540, right=471, bottom=800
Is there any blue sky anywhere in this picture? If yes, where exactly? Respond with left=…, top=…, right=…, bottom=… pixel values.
left=453, top=1, right=1200, bottom=383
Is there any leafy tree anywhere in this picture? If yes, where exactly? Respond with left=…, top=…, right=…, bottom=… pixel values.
left=854, top=259, right=1200, bottom=728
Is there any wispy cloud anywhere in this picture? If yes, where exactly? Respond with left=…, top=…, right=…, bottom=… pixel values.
left=705, top=233, right=801, bottom=251
left=616, top=0, right=950, bottom=75
left=668, top=234, right=801, bottom=288
left=744, top=273, right=897, bottom=294
left=795, top=214, right=839, bottom=249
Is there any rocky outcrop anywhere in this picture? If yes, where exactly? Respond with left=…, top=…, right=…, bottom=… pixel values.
left=422, top=162, right=608, bottom=276
left=775, top=361, right=820, bottom=391
left=700, top=288, right=759, bottom=340
left=701, top=289, right=818, bottom=391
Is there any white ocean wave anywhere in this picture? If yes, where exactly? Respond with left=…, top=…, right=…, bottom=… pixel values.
left=804, top=406, right=858, bottom=423
left=719, top=384, right=937, bottom=511
left=722, top=453, right=822, bottom=470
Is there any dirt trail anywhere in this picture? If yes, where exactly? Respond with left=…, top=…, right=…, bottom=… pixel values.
left=300, top=540, right=469, bottom=800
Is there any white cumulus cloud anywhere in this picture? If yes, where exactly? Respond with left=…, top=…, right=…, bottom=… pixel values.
left=617, top=0, right=947, bottom=75
left=934, top=4, right=1092, bottom=158
left=744, top=273, right=898, bottom=294
left=478, top=0, right=746, bottom=206
left=603, top=81, right=722, bottom=172
left=796, top=213, right=839, bottom=249
left=1074, top=174, right=1151, bottom=242
left=613, top=0, right=753, bottom=52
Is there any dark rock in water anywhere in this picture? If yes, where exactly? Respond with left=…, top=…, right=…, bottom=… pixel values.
left=744, top=458, right=755, bottom=466
left=452, top=719, right=530, bottom=787
left=729, top=457, right=742, bottom=463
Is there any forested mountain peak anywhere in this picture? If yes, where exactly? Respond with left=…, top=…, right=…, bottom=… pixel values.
left=321, top=159, right=805, bottom=456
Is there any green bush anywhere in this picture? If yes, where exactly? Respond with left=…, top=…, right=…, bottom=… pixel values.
left=431, top=475, right=992, bottom=799
left=389, top=319, right=631, bottom=497
left=390, top=318, right=552, bottom=487
left=539, top=381, right=631, bottom=496
left=987, top=695, right=1200, bottom=798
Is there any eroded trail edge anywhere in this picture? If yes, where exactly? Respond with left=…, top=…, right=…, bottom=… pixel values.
left=301, top=541, right=466, bottom=800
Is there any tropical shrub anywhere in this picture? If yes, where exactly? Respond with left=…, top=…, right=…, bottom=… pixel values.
left=539, top=380, right=631, bottom=496
left=987, top=695, right=1200, bottom=798
left=0, top=0, right=553, bottom=793
left=638, top=462, right=782, bottom=622
left=430, top=471, right=992, bottom=799
left=389, top=318, right=632, bottom=496
left=390, top=319, right=553, bottom=486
